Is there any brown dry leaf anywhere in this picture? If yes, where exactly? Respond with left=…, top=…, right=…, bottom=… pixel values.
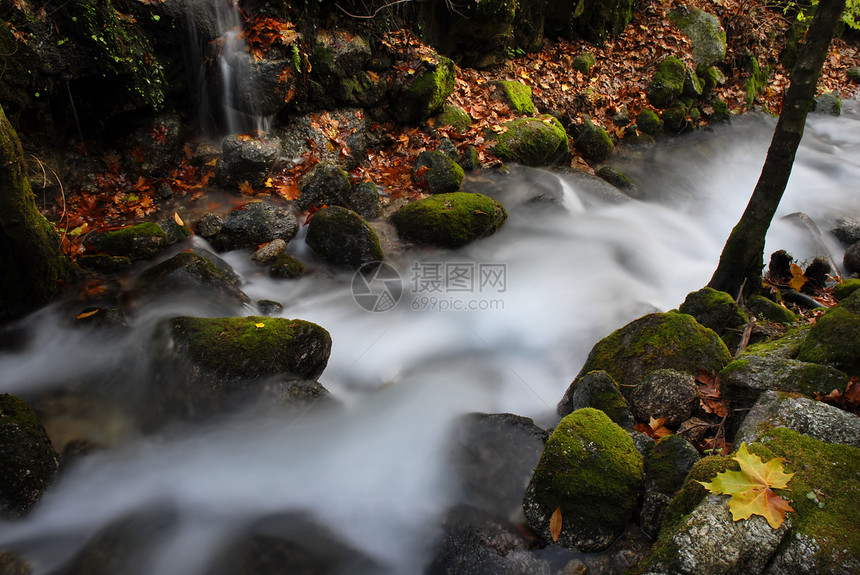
left=173, top=212, right=184, bottom=227
left=549, top=507, right=562, bottom=542
left=238, top=181, right=254, bottom=195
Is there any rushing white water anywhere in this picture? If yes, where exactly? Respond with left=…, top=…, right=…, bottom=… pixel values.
left=1, top=105, right=859, bottom=573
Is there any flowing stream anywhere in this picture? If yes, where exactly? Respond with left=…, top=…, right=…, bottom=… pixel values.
left=1, top=104, right=859, bottom=574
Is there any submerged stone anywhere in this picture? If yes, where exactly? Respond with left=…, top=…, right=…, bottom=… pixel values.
left=390, top=192, right=507, bottom=248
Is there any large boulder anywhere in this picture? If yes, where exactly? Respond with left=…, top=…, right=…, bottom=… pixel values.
left=197, top=201, right=299, bottom=252
left=310, top=28, right=372, bottom=92
left=558, top=311, right=732, bottom=414
left=0, top=394, right=59, bottom=518
left=795, top=291, right=860, bottom=375
left=412, top=150, right=464, bottom=194
left=305, top=206, right=383, bottom=270
left=573, top=117, right=614, bottom=162
left=277, top=109, right=369, bottom=171
left=390, top=192, right=508, bottom=248
left=491, top=116, right=569, bottom=166
left=295, top=162, right=352, bottom=211
left=668, top=7, right=726, bottom=70
left=679, top=287, right=749, bottom=351
left=215, top=134, right=283, bottom=189
left=494, top=81, right=535, bottom=115
left=522, top=408, right=644, bottom=551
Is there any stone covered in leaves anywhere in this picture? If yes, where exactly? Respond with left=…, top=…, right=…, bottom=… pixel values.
left=86, top=222, right=168, bottom=261
left=558, top=311, right=732, bottom=412
left=491, top=115, right=569, bottom=166
left=305, top=206, right=383, bottom=270
left=412, top=150, right=464, bottom=195
left=0, top=394, right=59, bottom=518
left=390, top=192, right=507, bottom=248
left=523, top=408, right=644, bottom=551
left=557, top=370, right=634, bottom=430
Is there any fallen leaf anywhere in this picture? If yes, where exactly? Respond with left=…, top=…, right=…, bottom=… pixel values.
left=75, top=309, right=99, bottom=320
left=788, top=263, right=807, bottom=291
left=549, top=507, right=562, bottom=542
left=255, top=322, right=265, bottom=328
left=174, top=212, right=184, bottom=227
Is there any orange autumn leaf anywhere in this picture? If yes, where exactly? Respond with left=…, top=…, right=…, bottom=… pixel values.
left=173, top=212, right=184, bottom=227
left=549, top=507, right=562, bottom=542
left=788, top=263, right=808, bottom=291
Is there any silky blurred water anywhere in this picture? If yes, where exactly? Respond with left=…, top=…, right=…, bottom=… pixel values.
left=1, top=105, right=858, bottom=574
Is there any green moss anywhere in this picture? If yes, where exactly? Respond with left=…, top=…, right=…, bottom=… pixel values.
left=575, top=311, right=732, bottom=396
left=575, top=117, right=614, bottom=162
left=635, top=109, right=663, bottom=135
left=269, top=254, right=305, bottom=279
left=170, top=316, right=331, bottom=380
left=412, top=150, right=464, bottom=194
left=495, top=80, right=535, bottom=115
left=571, top=52, right=596, bottom=74
left=648, top=56, right=686, bottom=108
left=661, top=106, right=689, bottom=132
left=434, top=105, right=472, bottom=132
left=796, top=302, right=860, bottom=375
left=646, top=435, right=700, bottom=497
left=668, top=7, right=726, bottom=70
left=391, top=192, right=507, bottom=248
left=747, top=294, right=797, bottom=325
left=679, top=287, right=749, bottom=350
left=78, top=254, right=133, bottom=272
left=745, top=54, right=770, bottom=105
left=701, top=66, right=726, bottom=92
left=492, top=115, right=569, bottom=166
left=833, top=279, right=860, bottom=302
left=398, top=55, right=457, bottom=123
left=743, top=325, right=810, bottom=359
left=87, top=222, right=168, bottom=260
left=525, top=408, right=643, bottom=550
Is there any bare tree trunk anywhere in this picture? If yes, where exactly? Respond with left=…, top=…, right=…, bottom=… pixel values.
left=707, top=0, right=846, bottom=299
left=0, top=104, right=74, bottom=320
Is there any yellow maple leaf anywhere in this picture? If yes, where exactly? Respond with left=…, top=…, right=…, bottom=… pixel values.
left=788, top=263, right=807, bottom=291
left=698, top=443, right=795, bottom=529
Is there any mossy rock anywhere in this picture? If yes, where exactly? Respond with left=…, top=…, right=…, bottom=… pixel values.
left=169, top=316, right=332, bottom=381
left=523, top=408, right=643, bottom=551
left=269, top=254, right=305, bottom=279
left=78, top=254, right=133, bottom=273
left=640, top=435, right=700, bottom=538
left=849, top=67, right=860, bottom=84
left=661, top=106, right=689, bottom=133
left=571, top=52, right=596, bottom=74
left=679, top=287, right=749, bottom=351
left=668, top=7, right=726, bottom=70
left=0, top=394, right=58, bottom=518
left=701, top=66, right=726, bottom=92
left=86, top=222, right=168, bottom=261
left=296, top=162, right=352, bottom=211
left=813, top=92, right=841, bottom=116
left=682, top=68, right=704, bottom=98
left=648, top=56, right=686, bottom=109
left=494, top=80, right=535, bottom=115
left=394, top=54, right=456, bottom=124
left=561, top=311, right=732, bottom=409
left=390, top=192, right=507, bottom=248
left=745, top=54, right=770, bottom=105
left=636, top=109, right=663, bottom=135
left=795, top=292, right=860, bottom=375
left=558, top=370, right=634, bottom=429
left=305, top=206, right=383, bottom=271
left=746, top=294, right=796, bottom=325
left=491, top=115, right=569, bottom=166
left=833, top=279, right=860, bottom=302
left=574, top=118, right=614, bottom=162
left=412, top=151, right=464, bottom=195
left=434, top=105, right=472, bottom=132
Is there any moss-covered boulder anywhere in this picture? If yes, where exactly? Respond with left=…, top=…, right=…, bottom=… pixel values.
left=494, top=80, right=535, bottom=115
left=491, top=115, right=569, bottom=166
left=86, top=222, right=168, bottom=261
left=269, top=254, right=305, bottom=279
left=574, top=117, right=614, bottom=162
left=571, top=52, right=597, bottom=74
left=545, top=0, right=633, bottom=43
left=393, top=54, right=456, bottom=124
left=745, top=55, right=770, bottom=105
left=559, top=311, right=732, bottom=412
left=746, top=294, right=796, bottom=325
left=701, top=65, right=726, bottom=92
left=390, top=192, right=507, bottom=248
left=522, top=408, right=644, bottom=551
left=0, top=394, right=59, bottom=518
left=167, top=316, right=331, bottom=384
left=640, top=435, right=700, bottom=538
left=648, top=57, right=687, bottom=108
left=412, top=151, right=464, bottom=195
left=668, top=7, right=726, bottom=70
left=636, top=109, right=663, bottom=135
left=305, top=206, right=383, bottom=270
left=796, top=291, right=860, bottom=375
left=679, top=287, right=749, bottom=351
left=834, top=279, right=860, bottom=302
left=433, top=105, right=472, bottom=132
left=557, top=370, right=634, bottom=429
left=631, top=430, right=860, bottom=574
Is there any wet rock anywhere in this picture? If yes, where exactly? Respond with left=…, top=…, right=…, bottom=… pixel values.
left=735, top=390, right=860, bottom=448
left=215, top=134, right=283, bottom=189
left=269, top=254, right=305, bottom=279
left=223, top=53, right=297, bottom=117
left=310, top=28, right=372, bottom=90
left=126, top=251, right=250, bottom=310
left=559, top=167, right=635, bottom=206
left=390, top=192, right=508, bottom=248
left=830, top=216, right=860, bottom=247
left=640, top=435, right=700, bottom=538
left=595, top=166, right=641, bottom=198
left=295, top=162, right=351, bottom=211
left=559, top=311, right=732, bottom=411
left=669, top=6, right=726, bottom=70
left=78, top=254, right=134, bottom=273
left=449, top=413, right=547, bottom=518
left=493, top=80, right=535, bottom=115
left=426, top=505, right=550, bottom=575
left=252, top=239, right=287, bottom=265
left=278, top=109, right=368, bottom=171
left=679, top=287, right=750, bottom=350
left=812, top=91, right=841, bottom=116
left=648, top=56, right=686, bottom=108
left=412, top=150, right=464, bottom=194
left=305, top=206, right=383, bottom=270
left=523, top=408, right=643, bottom=552
left=434, top=105, right=472, bottom=132
left=719, top=355, right=848, bottom=410
left=86, top=222, right=169, bottom=261
left=121, top=111, right=185, bottom=178
left=571, top=52, right=596, bottom=74
left=491, top=115, right=569, bottom=166
left=844, top=240, right=860, bottom=275
left=795, top=290, right=860, bottom=375
left=635, top=109, right=663, bottom=135
left=391, top=53, right=456, bottom=124
left=73, top=306, right=129, bottom=330
left=201, top=201, right=299, bottom=252
left=255, top=299, right=284, bottom=316
left=0, top=551, right=29, bottom=575
left=0, top=394, right=59, bottom=518
left=573, top=117, right=614, bottom=162
left=157, top=213, right=193, bottom=245
left=558, top=370, right=634, bottom=430
left=348, top=180, right=382, bottom=220
left=629, top=369, right=699, bottom=427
